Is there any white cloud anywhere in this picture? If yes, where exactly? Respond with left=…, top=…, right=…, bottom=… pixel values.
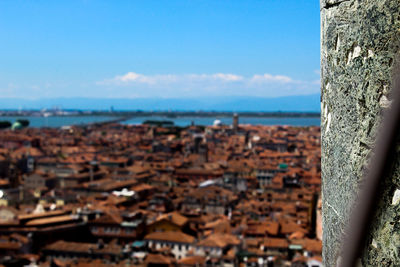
left=118, top=72, right=144, bottom=82
left=209, top=73, right=243, bottom=81
left=250, top=74, right=294, bottom=83
left=101, top=72, right=244, bottom=85
left=114, top=72, right=178, bottom=84
left=95, top=71, right=320, bottom=97
left=0, top=71, right=321, bottom=98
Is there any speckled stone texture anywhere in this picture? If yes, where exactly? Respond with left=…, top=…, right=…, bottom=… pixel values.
left=321, top=0, right=400, bottom=266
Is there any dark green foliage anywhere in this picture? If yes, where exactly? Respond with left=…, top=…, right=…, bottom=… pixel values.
left=0, top=121, right=11, bottom=129
left=16, top=119, right=30, bottom=127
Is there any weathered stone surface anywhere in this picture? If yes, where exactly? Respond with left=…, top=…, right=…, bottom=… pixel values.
left=321, top=1, right=400, bottom=266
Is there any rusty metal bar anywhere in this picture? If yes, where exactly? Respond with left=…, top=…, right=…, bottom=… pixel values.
left=340, top=72, right=400, bottom=267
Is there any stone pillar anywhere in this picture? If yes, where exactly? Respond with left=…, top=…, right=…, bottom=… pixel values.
left=321, top=1, right=400, bottom=266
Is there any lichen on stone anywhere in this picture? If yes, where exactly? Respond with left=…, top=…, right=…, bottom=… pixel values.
left=321, top=0, right=400, bottom=266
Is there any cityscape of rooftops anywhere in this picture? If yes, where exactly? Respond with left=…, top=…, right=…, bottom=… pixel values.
left=0, top=1, right=323, bottom=266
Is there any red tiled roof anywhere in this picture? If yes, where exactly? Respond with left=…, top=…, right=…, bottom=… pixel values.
left=177, top=256, right=206, bottom=265
left=155, top=212, right=188, bottom=227
left=262, top=238, right=288, bottom=249
left=144, top=231, right=195, bottom=244
left=25, top=215, right=78, bottom=226
left=197, top=233, right=240, bottom=248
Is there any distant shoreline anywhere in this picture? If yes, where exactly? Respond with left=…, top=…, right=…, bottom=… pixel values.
left=0, top=110, right=320, bottom=118
left=0, top=113, right=321, bottom=128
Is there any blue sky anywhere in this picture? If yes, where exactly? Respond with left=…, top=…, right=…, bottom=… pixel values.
left=0, top=0, right=320, bottom=99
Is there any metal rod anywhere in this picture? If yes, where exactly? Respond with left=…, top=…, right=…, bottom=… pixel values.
left=339, top=71, right=400, bottom=267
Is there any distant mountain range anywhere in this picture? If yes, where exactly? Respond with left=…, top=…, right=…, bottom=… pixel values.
left=0, top=94, right=320, bottom=112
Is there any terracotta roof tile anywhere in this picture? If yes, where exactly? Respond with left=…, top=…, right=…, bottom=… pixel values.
left=144, top=231, right=195, bottom=244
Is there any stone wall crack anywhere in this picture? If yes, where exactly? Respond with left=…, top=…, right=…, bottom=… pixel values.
left=326, top=202, right=343, bottom=220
